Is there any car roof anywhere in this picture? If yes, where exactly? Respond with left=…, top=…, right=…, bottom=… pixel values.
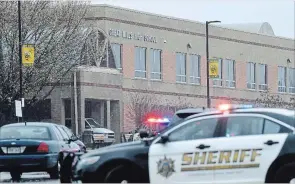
left=186, top=108, right=295, bottom=126
left=175, top=107, right=205, bottom=114
left=1, top=122, right=56, bottom=128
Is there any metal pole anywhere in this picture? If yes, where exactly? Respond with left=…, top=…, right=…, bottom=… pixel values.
left=18, top=0, right=23, bottom=120
left=206, top=21, right=210, bottom=108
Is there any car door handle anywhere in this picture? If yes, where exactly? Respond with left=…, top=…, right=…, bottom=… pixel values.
left=196, top=144, right=210, bottom=149
left=264, top=140, right=279, bottom=146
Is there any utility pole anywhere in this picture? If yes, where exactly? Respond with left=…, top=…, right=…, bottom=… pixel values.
left=18, top=0, right=23, bottom=120
left=206, top=20, right=221, bottom=108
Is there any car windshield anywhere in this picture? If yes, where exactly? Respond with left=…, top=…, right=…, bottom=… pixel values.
left=86, top=119, right=103, bottom=128
left=0, top=126, right=51, bottom=140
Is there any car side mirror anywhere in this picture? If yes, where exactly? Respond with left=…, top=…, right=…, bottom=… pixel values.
left=159, top=135, right=169, bottom=144
left=139, top=129, right=149, bottom=139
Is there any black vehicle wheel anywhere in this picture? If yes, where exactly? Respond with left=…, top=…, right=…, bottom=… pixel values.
left=104, top=165, right=142, bottom=183
left=273, top=164, right=295, bottom=183
left=10, top=171, right=22, bottom=181
left=48, top=161, right=60, bottom=179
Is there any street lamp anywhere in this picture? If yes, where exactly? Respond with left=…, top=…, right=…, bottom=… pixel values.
left=206, top=20, right=221, bottom=108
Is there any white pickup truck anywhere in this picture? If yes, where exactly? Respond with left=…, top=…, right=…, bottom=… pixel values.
left=84, top=118, right=115, bottom=147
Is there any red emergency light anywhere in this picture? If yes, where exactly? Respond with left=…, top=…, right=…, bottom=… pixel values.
left=146, top=118, right=170, bottom=123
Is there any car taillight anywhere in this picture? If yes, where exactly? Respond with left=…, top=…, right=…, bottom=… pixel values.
left=37, top=142, right=49, bottom=153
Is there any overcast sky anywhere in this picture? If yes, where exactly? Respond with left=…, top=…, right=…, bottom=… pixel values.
left=91, top=0, right=295, bottom=39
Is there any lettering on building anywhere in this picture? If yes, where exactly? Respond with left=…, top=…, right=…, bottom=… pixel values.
left=181, top=149, right=262, bottom=171
left=108, top=29, right=157, bottom=43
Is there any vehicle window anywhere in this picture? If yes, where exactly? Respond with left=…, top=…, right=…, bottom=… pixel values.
left=226, top=116, right=264, bottom=137
left=263, top=119, right=291, bottom=134
left=52, top=126, right=63, bottom=140
left=56, top=126, right=70, bottom=140
left=0, top=126, right=51, bottom=140
left=168, top=118, right=219, bottom=142
left=85, top=119, right=102, bottom=128
left=61, top=126, right=74, bottom=137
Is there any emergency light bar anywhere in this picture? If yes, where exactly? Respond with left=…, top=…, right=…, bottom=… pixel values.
left=218, top=104, right=253, bottom=111
left=147, top=118, right=170, bottom=123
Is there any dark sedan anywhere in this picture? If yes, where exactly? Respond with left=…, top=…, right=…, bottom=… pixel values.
left=0, top=122, right=81, bottom=181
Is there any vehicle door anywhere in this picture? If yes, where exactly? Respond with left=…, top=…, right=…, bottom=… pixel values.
left=149, top=115, right=224, bottom=184
left=213, top=113, right=293, bottom=184
left=53, top=125, right=71, bottom=151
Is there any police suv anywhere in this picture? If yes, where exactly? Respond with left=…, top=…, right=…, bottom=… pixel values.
left=72, top=105, right=295, bottom=184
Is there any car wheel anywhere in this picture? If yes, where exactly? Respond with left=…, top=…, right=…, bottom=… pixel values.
left=104, top=165, right=141, bottom=183
left=273, top=164, right=295, bottom=183
left=10, top=171, right=22, bottom=181
left=48, top=161, right=60, bottom=179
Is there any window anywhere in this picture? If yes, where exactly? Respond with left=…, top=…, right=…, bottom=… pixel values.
left=263, top=119, right=281, bottom=134
left=0, top=126, right=51, bottom=140
left=55, top=126, right=70, bottom=140
left=226, top=116, right=264, bottom=137
left=278, top=66, right=287, bottom=93
left=247, top=62, right=256, bottom=90
left=288, top=68, right=295, bottom=93
left=258, top=64, right=268, bottom=91
left=135, top=47, right=146, bottom=78
left=213, top=58, right=223, bottom=87
left=150, top=49, right=162, bottom=80
left=225, top=116, right=291, bottom=137
left=176, top=52, right=186, bottom=83
left=111, top=43, right=122, bottom=70
left=189, top=54, right=200, bottom=84
left=224, top=59, right=236, bottom=88
left=168, top=118, right=219, bottom=142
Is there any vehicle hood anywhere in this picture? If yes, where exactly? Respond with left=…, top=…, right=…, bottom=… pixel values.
left=91, top=128, right=114, bottom=134
left=81, top=140, right=148, bottom=159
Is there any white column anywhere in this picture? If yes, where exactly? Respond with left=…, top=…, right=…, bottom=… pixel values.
left=107, top=100, right=111, bottom=129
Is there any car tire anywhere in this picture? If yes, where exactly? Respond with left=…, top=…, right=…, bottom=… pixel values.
left=48, top=161, right=60, bottom=179
left=104, top=165, right=143, bottom=183
left=10, top=171, right=21, bottom=181
left=273, top=163, right=295, bottom=183
left=81, top=146, right=86, bottom=153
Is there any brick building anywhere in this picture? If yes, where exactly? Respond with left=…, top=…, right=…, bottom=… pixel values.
left=49, top=4, right=295, bottom=141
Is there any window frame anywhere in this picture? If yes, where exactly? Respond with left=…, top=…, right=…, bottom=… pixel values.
left=288, top=67, right=295, bottom=94
left=176, top=52, right=187, bottom=83
left=189, top=54, right=201, bottom=85
left=110, top=43, right=122, bottom=71
left=278, top=66, right=287, bottom=93
left=222, top=113, right=294, bottom=137
left=258, top=63, right=268, bottom=91
left=153, top=115, right=226, bottom=144
left=247, top=62, right=256, bottom=90
left=212, top=57, right=223, bottom=87
left=224, top=58, right=236, bottom=88
left=134, top=46, right=147, bottom=79
left=55, top=125, right=70, bottom=141
left=150, top=48, right=162, bottom=81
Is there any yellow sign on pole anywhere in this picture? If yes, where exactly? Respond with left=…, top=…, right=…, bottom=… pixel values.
left=22, top=44, right=35, bottom=67
left=209, top=59, right=219, bottom=78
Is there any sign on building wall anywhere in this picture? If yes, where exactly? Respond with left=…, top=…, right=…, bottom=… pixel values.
left=209, top=59, right=219, bottom=78
left=108, top=29, right=157, bottom=43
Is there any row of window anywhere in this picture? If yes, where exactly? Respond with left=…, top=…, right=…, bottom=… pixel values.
left=111, top=43, right=295, bottom=93
left=169, top=115, right=290, bottom=142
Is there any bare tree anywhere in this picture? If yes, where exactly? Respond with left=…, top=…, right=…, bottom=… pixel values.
left=0, top=1, right=106, bottom=122
left=125, top=92, right=159, bottom=128
left=255, top=88, right=289, bottom=108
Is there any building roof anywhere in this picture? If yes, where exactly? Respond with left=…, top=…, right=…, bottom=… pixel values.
left=219, top=22, right=275, bottom=36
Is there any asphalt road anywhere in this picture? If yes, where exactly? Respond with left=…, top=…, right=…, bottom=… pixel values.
left=0, top=172, right=59, bottom=183
left=0, top=149, right=95, bottom=183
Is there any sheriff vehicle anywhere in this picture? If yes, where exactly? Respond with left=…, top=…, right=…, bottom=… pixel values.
left=71, top=104, right=295, bottom=184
